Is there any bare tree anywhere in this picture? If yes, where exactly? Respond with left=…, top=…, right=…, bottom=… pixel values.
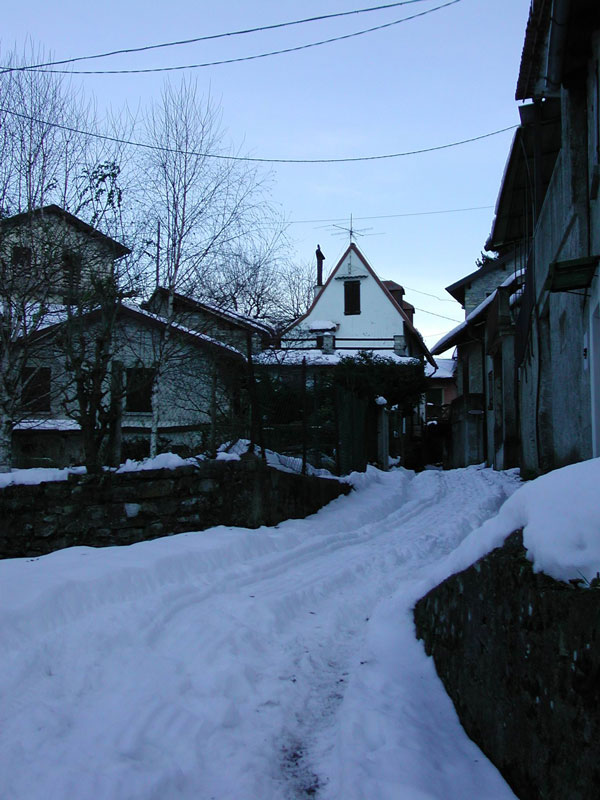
left=0, top=46, right=136, bottom=471
left=209, top=225, right=290, bottom=320
left=0, top=46, right=94, bottom=470
left=137, top=79, right=280, bottom=456
left=273, top=259, right=317, bottom=326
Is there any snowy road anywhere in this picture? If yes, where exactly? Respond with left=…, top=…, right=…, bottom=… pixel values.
left=0, top=465, right=521, bottom=800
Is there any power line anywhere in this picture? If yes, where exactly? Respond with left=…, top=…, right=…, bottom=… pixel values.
left=412, top=306, right=461, bottom=322
left=290, top=205, right=494, bottom=223
left=0, top=108, right=517, bottom=164
left=0, top=1, right=433, bottom=74
left=403, top=286, right=458, bottom=302
left=15, top=1, right=462, bottom=75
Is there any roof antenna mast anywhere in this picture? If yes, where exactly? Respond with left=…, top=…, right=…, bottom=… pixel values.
left=331, top=213, right=372, bottom=245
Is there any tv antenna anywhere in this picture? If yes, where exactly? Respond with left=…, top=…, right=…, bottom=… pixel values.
left=329, top=214, right=375, bottom=244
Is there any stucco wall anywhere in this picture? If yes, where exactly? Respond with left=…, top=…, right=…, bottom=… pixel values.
left=286, top=248, right=408, bottom=349
left=21, top=312, right=240, bottom=448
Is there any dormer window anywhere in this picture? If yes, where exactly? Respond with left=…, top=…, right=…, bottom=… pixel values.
left=344, top=280, right=361, bottom=315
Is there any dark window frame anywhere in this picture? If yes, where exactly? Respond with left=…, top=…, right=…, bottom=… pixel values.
left=344, top=280, right=361, bottom=315
left=21, top=366, right=51, bottom=413
left=12, top=245, right=32, bottom=270
left=126, top=367, right=155, bottom=413
left=62, top=249, right=83, bottom=302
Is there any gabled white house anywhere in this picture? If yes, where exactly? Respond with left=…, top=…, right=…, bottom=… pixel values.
left=280, top=243, right=434, bottom=366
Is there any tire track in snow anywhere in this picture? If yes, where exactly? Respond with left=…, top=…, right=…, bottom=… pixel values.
left=0, top=466, right=521, bottom=800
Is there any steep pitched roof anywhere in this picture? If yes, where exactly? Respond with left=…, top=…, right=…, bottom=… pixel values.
left=286, top=243, right=434, bottom=365
left=146, top=287, right=275, bottom=337
left=0, top=205, right=131, bottom=258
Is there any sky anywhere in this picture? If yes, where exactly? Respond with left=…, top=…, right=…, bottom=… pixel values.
left=3, top=0, right=532, bottom=349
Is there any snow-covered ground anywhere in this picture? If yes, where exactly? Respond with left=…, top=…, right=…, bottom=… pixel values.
left=1, top=464, right=528, bottom=799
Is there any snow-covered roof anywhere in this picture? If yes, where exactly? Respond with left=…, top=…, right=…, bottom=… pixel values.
left=255, top=348, right=420, bottom=367
left=500, top=268, right=525, bottom=288
left=33, top=301, right=246, bottom=361
left=306, top=320, right=338, bottom=332
left=433, top=268, right=526, bottom=355
left=120, top=302, right=246, bottom=359
left=193, top=298, right=276, bottom=336
left=431, top=290, right=497, bottom=355
left=426, top=358, right=457, bottom=379
left=150, top=288, right=276, bottom=336
left=14, top=418, right=81, bottom=432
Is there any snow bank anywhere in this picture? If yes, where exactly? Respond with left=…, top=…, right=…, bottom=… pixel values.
left=0, top=465, right=86, bottom=488
left=218, top=439, right=336, bottom=478
left=426, top=458, right=600, bottom=587
left=116, top=452, right=196, bottom=472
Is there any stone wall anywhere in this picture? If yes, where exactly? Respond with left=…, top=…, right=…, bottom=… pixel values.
left=414, top=530, right=600, bottom=800
left=463, top=262, right=509, bottom=315
left=0, top=455, right=350, bottom=559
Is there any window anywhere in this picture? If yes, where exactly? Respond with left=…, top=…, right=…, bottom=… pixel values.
left=21, top=367, right=51, bottom=413
left=316, top=335, right=324, bottom=349
left=62, top=249, right=82, bottom=301
left=126, top=367, right=154, bottom=412
left=12, top=246, right=32, bottom=269
left=344, top=280, right=361, bottom=315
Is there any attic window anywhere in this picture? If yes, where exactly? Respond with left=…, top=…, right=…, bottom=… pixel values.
left=344, top=280, right=361, bottom=315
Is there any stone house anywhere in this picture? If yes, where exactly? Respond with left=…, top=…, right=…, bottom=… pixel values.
left=0, top=204, right=130, bottom=303
left=432, top=264, right=524, bottom=469
left=14, top=302, right=247, bottom=468
left=1, top=206, right=251, bottom=468
left=510, top=0, right=600, bottom=475
left=434, top=0, right=600, bottom=476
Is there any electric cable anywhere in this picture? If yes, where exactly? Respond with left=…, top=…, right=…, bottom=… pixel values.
left=0, top=0, right=436, bottom=73
left=290, top=206, right=494, bottom=223
left=0, top=108, right=518, bottom=164
left=412, top=307, right=462, bottom=322
left=10, top=1, right=462, bottom=75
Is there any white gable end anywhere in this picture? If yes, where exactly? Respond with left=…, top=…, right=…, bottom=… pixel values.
left=284, top=246, right=408, bottom=352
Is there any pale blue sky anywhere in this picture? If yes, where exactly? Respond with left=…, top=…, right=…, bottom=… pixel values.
left=3, top=0, right=531, bottom=347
